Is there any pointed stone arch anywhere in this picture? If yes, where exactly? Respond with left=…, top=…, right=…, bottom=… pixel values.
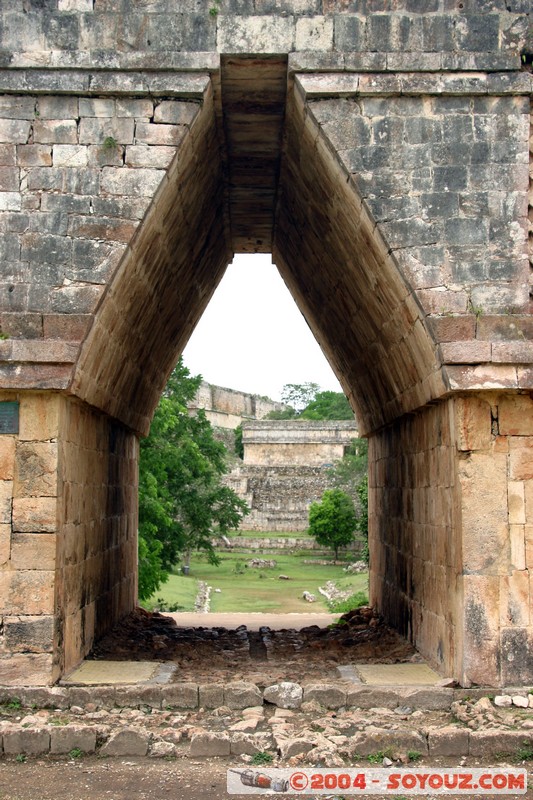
left=0, top=51, right=530, bottom=687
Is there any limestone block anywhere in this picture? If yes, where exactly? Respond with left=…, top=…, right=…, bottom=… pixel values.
left=0, top=653, right=53, bottom=686
left=0, top=144, right=15, bottom=165
left=115, top=686, right=162, bottom=709
left=100, top=729, right=150, bottom=756
left=116, top=99, right=153, bottom=118
left=33, top=120, right=77, bottom=144
left=50, top=725, right=96, bottom=754
left=198, top=683, right=224, bottom=709
left=14, top=441, right=58, bottom=497
left=510, top=525, right=526, bottom=570
left=509, top=438, right=533, bottom=481
left=345, top=688, right=399, bottom=709
left=0, top=480, right=13, bottom=524
left=428, top=727, right=469, bottom=756
left=37, top=97, right=78, bottom=119
left=79, top=117, right=134, bottom=146
left=278, top=737, right=315, bottom=760
left=160, top=683, right=198, bottom=710
left=217, top=16, right=294, bottom=54
left=397, top=688, right=453, bottom=711
left=0, top=97, right=36, bottom=121
left=19, top=394, right=60, bottom=441
left=79, top=98, right=116, bottom=118
left=462, top=574, right=501, bottom=686
left=513, top=695, right=529, bottom=708
left=230, top=733, right=261, bottom=756
left=154, top=102, right=198, bottom=126
left=3, top=727, right=50, bottom=755
left=458, top=453, right=509, bottom=573
left=12, top=497, right=57, bottom=532
left=125, top=145, right=175, bottom=169
left=0, top=524, right=10, bottom=565
left=350, top=727, right=427, bottom=758
left=303, top=684, right=346, bottom=709
left=52, top=145, right=88, bottom=168
left=508, top=481, right=526, bottom=525
left=469, top=730, right=532, bottom=757
left=224, top=682, right=262, bottom=710
left=455, top=397, right=492, bottom=452
left=501, top=627, right=533, bottom=685
left=0, top=570, right=54, bottom=614
left=0, top=192, right=21, bottom=211
left=263, top=682, right=303, bottom=709
left=16, top=144, right=52, bottom=167
left=134, top=123, right=185, bottom=147
left=4, top=615, right=54, bottom=653
left=500, top=571, right=530, bottom=626
left=189, top=731, right=230, bottom=757
left=295, top=17, right=333, bottom=51
left=101, top=166, right=165, bottom=197
left=0, top=119, right=32, bottom=144
left=150, top=741, right=176, bottom=758
left=494, top=695, right=513, bottom=707
left=526, top=526, right=533, bottom=569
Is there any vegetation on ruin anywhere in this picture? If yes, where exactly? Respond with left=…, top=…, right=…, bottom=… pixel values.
left=308, top=488, right=357, bottom=560
left=138, top=359, right=249, bottom=600
left=266, top=382, right=354, bottom=420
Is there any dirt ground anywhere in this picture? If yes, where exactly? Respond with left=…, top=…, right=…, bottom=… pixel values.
left=90, top=606, right=419, bottom=684
left=1, top=755, right=531, bottom=800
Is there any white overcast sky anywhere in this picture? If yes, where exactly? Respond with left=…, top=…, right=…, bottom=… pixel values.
left=182, top=253, right=342, bottom=402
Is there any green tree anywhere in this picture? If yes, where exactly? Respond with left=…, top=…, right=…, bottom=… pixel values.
left=280, top=382, right=320, bottom=413
left=308, top=488, right=357, bottom=559
left=327, top=438, right=369, bottom=563
left=300, top=390, right=353, bottom=420
left=234, top=423, right=244, bottom=459
left=138, top=359, right=249, bottom=600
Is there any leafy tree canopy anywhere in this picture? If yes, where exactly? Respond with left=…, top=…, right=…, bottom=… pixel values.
left=267, top=383, right=354, bottom=421
left=308, top=488, right=357, bottom=559
left=280, top=382, right=320, bottom=413
left=300, top=390, right=353, bottom=420
left=326, top=438, right=369, bottom=562
left=138, top=359, right=249, bottom=600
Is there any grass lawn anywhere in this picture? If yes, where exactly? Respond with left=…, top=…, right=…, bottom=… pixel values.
left=228, top=529, right=310, bottom=539
left=143, top=551, right=368, bottom=614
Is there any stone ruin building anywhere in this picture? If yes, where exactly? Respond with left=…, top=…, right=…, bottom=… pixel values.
left=0, top=1, right=530, bottom=688
left=188, top=380, right=360, bottom=531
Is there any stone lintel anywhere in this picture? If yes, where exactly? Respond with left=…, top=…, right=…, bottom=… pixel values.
left=6, top=51, right=220, bottom=73
left=296, top=71, right=533, bottom=98
left=289, top=51, right=522, bottom=75
left=0, top=70, right=211, bottom=98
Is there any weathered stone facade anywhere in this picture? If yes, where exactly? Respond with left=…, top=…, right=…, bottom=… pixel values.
left=189, top=381, right=287, bottom=429
left=226, top=420, right=358, bottom=531
left=0, top=1, right=531, bottom=686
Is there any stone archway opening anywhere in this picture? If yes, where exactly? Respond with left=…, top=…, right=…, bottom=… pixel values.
left=1, top=53, right=530, bottom=690
left=61, top=57, right=450, bottom=685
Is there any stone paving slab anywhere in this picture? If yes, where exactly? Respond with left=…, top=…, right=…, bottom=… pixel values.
left=355, top=663, right=442, bottom=686
left=61, top=660, right=175, bottom=686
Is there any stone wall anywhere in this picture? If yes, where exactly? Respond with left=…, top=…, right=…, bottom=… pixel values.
left=369, top=392, right=533, bottom=687
left=0, top=391, right=138, bottom=686
left=242, top=420, right=358, bottom=466
left=56, top=396, right=138, bottom=679
left=189, top=381, right=287, bottom=429
left=0, top=392, right=59, bottom=686
left=226, top=464, right=337, bottom=532
left=369, top=401, right=460, bottom=682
